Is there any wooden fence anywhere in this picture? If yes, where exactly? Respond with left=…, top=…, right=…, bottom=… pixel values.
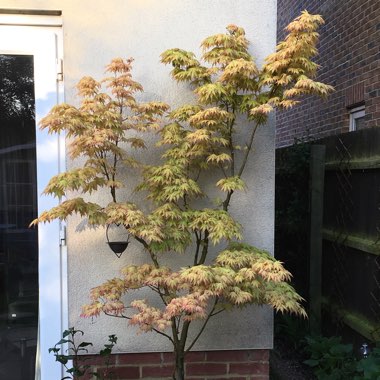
left=275, top=127, right=380, bottom=343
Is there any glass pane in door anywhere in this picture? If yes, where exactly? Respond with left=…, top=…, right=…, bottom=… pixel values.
left=0, top=54, right=38, bottom=380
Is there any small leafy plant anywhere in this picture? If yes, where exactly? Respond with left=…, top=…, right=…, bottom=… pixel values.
left=355, top=344, right=380, bottom=379
left=95, top=334, right=118, bottom=380
left=304, top=336, right=380, bottom=380
left=49, top=327, right=117, bottom=380
left=304, top=335, right=356, bottom=379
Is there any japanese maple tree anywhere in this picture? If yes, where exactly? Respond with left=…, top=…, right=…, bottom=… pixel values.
left=34, top=11, right=332, bottom=380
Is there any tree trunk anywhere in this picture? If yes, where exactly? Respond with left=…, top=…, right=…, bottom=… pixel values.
left=173, top=349, right=185, bottom=380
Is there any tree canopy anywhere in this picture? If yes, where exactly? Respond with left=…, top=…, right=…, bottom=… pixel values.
left=33, top=11, right=332, bottom=380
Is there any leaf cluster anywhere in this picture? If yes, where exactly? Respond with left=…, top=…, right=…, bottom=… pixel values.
left=36, top=57, right=169, bottom=208
left=82, top=242, right=306, bottom=335
left=49, top=328, right=118, bottom=380
left=304, top=336, right=380, bottom=380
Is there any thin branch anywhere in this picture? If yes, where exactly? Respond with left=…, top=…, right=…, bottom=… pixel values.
left=219, top=163, right=228, bottom=179
left=222, top=190, right=234, bottom=211
left=210, top=307, right=226, bottom=317
left=94, top=150, right=116, bottom=202
left=132, top=235, right=160, bottom=269
left=132, top=234, right=149, bottom=250
left=147, top=249, right=160, bottom=269
left=95, top=151, right=110, bottom=181
left=179, top=320, right=190, bottom=351
left=185, top=298, right=222, bottom=353
left=104, top=311, right=131, bottom=320
left=228, top=108, right=236, bottom=177
left=150, top=328, right=175, bottom=344
left=171, top=317, right=180, bottom=348
left=194, top=168, right=202, bottom=182
left=156, top=287, right=170, bottom=307
left=176, top=316, right=181, bottom=332
left=183, top=193, right=188, bottom=210
left=198, top=230, right=209, bottom=265
left=209, top=145, right=228, bottom=179
left=193, top=231, right=202, bottom=266
left=237, top=120, right=261, bottom=178
left=148, top=285, right=169, bottom=306
left=104, top=311, right=175, bottom=344
left=220, top=106, right=236, bottom=211
left=236, top=80, right=281, bottom=180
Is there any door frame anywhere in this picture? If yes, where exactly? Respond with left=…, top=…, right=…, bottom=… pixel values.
left=0, top=10, right=66, bottom=380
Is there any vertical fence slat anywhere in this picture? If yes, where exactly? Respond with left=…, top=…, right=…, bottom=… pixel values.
left=309, top=145, right=326, bottom=335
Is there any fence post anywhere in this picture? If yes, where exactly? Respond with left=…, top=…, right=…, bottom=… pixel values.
left=309, top=144, right=326, bottom=335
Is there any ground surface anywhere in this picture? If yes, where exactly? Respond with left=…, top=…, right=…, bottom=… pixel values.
left=270, top=338, right=316, bottom=380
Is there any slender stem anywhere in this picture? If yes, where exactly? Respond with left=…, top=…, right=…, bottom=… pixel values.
left=110, top=186, right=116, bottom=203
left=234, top=79, right=281, bottom=181
left=210, top=308, right=226, bottom=317
left=236, top=87, right=279, bottom=179
left=150, top=328, right=174, bottom=344
left=104, top=311, right=175, bottom=344
left=219, top=163, right=228, bottom=178
left=104, top=311, right=131, bottom=320
left=149, top=285, right=169, bottom=306
left=175, top=316, right=181, bottom=332
left=94, top=150, right=117, bottom=202
left=179, top=320, right=190, bottom=351
left=95, top=151, right=111, bottom=181
left=198, top=230, right=209, bottom=265
left=183, top=193, right=188, bottom=210
left=194, top=168, right=202, bottom=182
left=171, top=317, right=180, bottom=348
left=133, top=235, right=160, bottom=269
left=228, top=109, right=236, bottom=177
left=185, top=298, right=220, bottom=352
left=193, top=231, right=202, bottom=266
left=222, top=190, right=234, bottom=211
left=220, top=106, right=236, bottom=211
left=148, top=250, right=160, bottom=269
left=237, top=120, right=261, bottom=178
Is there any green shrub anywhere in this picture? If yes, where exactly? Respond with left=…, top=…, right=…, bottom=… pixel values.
left=304, top=336, right=380, bottom=380
left=355, top=345, right=380, bottom=380
left=49, top=327, right=117, bottom=380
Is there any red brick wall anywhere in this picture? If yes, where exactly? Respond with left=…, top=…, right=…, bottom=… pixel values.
left=276, top=0, right=380, bottom=147
left=80, top=349, right=269, bottom=380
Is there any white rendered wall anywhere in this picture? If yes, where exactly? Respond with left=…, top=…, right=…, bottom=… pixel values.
left=3, top=0, right=277, bottom=352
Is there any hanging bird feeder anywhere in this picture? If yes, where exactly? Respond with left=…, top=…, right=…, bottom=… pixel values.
left=106, top=224, right=130, bottom=258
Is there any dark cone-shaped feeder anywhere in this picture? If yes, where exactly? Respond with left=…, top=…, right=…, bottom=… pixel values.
left=106, top=224, right=130, bottom=258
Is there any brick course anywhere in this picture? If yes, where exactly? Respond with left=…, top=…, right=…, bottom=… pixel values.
left=276, top=0, right=380, bottom=147
left=78, top=349, right=269, bottom=380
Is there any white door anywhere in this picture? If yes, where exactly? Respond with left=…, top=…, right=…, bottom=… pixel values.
left=0, top=15, right=66, bottom=380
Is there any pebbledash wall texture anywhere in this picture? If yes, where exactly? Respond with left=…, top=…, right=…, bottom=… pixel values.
left=276, top=0, right=380, bottom=147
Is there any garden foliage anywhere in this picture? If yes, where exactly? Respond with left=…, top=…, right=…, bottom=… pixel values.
left=304, top=336, right=380, bottom=380
left=49, top=328, right=117, bottom=380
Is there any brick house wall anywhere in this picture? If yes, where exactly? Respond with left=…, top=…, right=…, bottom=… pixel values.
left=276, top=0, right=380, bottom=147
left=80, top=349, right=269, bottom=380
